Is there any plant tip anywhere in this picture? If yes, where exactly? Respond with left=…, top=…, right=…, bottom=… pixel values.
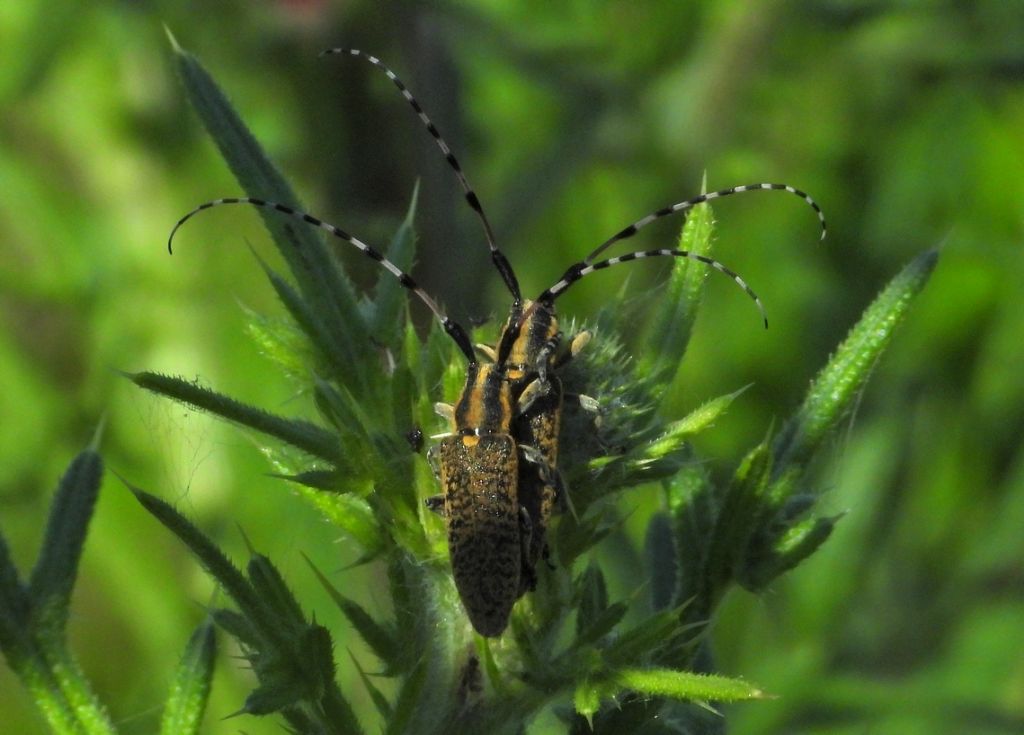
left=89, top=415, right=107, bottom=451
left=163, top=24, right=182, bottom=53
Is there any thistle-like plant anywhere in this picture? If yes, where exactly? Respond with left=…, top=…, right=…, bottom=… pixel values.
left=0, top=438, right=218, bottom=735
left=0, top=33, right=936, bottom=735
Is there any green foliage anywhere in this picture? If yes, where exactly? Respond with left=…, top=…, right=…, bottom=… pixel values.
left=0, top=446, right=219, bottom=735
left=3, top=4, right=1020, bottom=734
left=0, top=447, right=115, bottom=735
left=160, top=619, right=217, bottom=735
left=115, top=39, right=936, bottom=733
left=131, top=485, right=359, bottom=731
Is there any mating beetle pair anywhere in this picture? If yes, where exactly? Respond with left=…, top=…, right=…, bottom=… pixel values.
left=169, top=49, right=825, bottom=637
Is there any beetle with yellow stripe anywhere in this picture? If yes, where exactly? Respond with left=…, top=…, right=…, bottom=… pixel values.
left=168, top=49, right=826, bottom=636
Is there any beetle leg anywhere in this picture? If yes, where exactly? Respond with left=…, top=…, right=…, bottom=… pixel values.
left=425, top=494, right=446, bottom=516
left=518, top=506, right=537, bottom=592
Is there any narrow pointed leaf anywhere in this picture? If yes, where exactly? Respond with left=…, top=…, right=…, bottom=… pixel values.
left=160, top=618, right=217, bottom=735
left=129, top=487, right=262, bottom=620
left=166, top=36, right=356, bottom=325
left=739, top=513, right=842, bottom=592
left=384, top=656, right=429, bottom=735
left=555, top=505, right=616, bottom=567
left=0, top=533, right=30, bottom=650
left=169, top=33, right=372, bottom=380
left=477, top=635, right=503, bottom=695
left=576, top=563, right=609, bottom=636
left=302, top=636, right=362, bottom=735
left=706, top=439, right=772, bottom=596
left=304, top=555, right=398, bottom=667
left=211, top=608, right=258, bottom=647
left=605, top=607, right=695, bottom=666
left=574, top=678, right=602, bottom=728
left=612, top=667, right=767, bottom=703
left=2, top=452, right=117, bottom=735
left=349, top=651, right=392, bottom=720
left=369, top=184, right=419, bottom=348
left=298, top=623, right=337, bottom=690
left=272, top=469, right=342, bottom=492
left=255, top=255, right=351, bottom=375
left=243, top=679, right=306, bottom=715
left=661, top=386, right=749, bottom=442
left=247, top=555, right=305, bottom=624
left=774, top=249, right=938, bottom=472
left=666, top=465, right=715, bottom=619
left=28, top=449, right=102, bottom=635
left=641, top=191, right=715, bottom=381
left=298, top=490, right=385, bottom=555
left=575, top=601, right=630, bottom=651
left=644, top=513, right=678, bottom=611
left=129, top=372, right=341, bottom=464
left=244, top=312, right=308, bottom=379
left=631, top=386, right=745, bottom=479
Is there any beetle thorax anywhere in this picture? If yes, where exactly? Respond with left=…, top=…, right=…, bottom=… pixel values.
left=503, top=300, right=559, bottom=381
left=454, top=362, right=513, bottom=436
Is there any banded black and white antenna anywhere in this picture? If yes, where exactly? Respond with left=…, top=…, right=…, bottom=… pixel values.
left=168, top=197, right=477, bottom=363
left=583, top=183, right=826, bottom=265
left=536, top=248, right=768, bottom=329
left=498, top=244, right=768, bottom=366
left=321, top=48, right=522, bottom=303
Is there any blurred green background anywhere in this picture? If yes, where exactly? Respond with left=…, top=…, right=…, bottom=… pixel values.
left=1, top=1, right=1022, bottom=733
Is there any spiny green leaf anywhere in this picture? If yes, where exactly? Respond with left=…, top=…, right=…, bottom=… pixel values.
left=211, top=608, right=258, bottom=648
left=296, top=489, right=385, bottom=556
left=384, top=655, right=429, bottom=735
left=0, top=532, right=30, bottom=651
left=243, top=310, right=309, bottom=380
left=477, top=634, right=504, bottom=695
left=272, top=469, right=342, bottom=491
left=644, top=513, right=678, bottom=612
left=612, top=667, right=767, bottom=703
left=665, top=464, right=715, bottom=616
left=160, top=618, right=217, bottom=735
left=388, top=362, right=419, bottom=466
left=349, top=650, right=392, bottom=720
left=304, top=554, right=399, bottom=668
left=247, top=555, right=305, bottom=625
left=310, top=378, right=376, bottom=472
left=739, top=513, right=842, bottom=592
left=169, top=33, right=373, bottom=391
left=576, top=563, right=609, bottom=636
left=28, top=449, right=102, bottom=636
left=574, top=678, right=602, bottom=728
left=318, top=687, right=365, bottom=735
left=253, top=254, right=351, bottom=376
left=575, top=601, right=630, bottom=651
left=641, top=181, right=716, bottom=381
left=661, top=385, right=750, bottom=442
left=705, top=438, right=773, bottom=599
left=129, top=487, right=263, bottom=623
left=370, top=183, right=419, bottom=348
left=605, top=606, right=697, bottom=666
left=555, top=505, right=615, bottom=568
left=129, top=371, right=342, bottom=464
left=242, top=677, right=306, bottom=716
left=298, top=623, right=337, bottom=691
left=0, top=450, right=117, bottom=735
left=773, top=248, right=938, bottom=472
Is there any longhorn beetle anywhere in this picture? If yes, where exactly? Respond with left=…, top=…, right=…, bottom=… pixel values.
left=319, top=49, right=826, bottom=593
left=167, top=196, right=782, bottom=635
left=168, top=49, right=826, bottom=634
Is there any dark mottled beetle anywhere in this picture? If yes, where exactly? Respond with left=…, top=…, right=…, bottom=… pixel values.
left=168, top=49, right=826, bottom=634
left=313, top=50, right=824, bottom=590
left=429, top=362, right=526, bottom=635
